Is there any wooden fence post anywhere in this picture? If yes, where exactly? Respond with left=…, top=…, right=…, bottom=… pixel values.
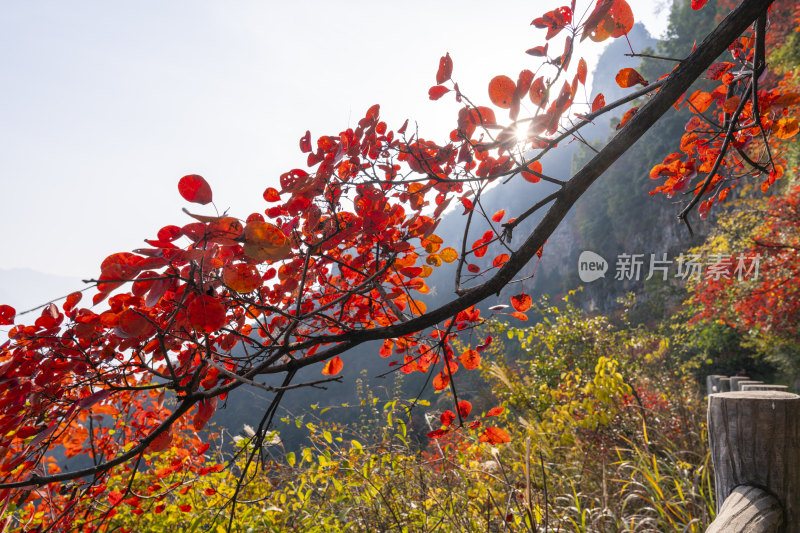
left=729, top=376, right=752, bottom=391
left=706, top=391, right=800, bottom=532
left=741, top=384, right=789, bottom=392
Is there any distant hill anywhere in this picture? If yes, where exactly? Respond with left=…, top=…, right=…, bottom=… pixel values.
left=0, top=268, right=84, bottom=325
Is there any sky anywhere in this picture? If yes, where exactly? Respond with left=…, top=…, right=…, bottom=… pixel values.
left=0, top=1, right=671, bottom=291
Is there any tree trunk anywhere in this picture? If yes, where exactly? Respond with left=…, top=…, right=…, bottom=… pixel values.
left=708, top=391, right=800, bottom=532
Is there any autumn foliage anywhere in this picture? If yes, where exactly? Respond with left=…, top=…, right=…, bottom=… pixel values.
left=0, top=0, right=794, bottom=530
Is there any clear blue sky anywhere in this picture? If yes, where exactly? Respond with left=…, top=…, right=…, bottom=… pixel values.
left=0, top=1, right=670, bottom=281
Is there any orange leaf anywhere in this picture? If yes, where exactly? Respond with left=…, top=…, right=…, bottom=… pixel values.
left=615, top=68, right=647, bottom=88
left=486, top=407, right=504, bottom=417
left=436, top=53, right=453, bottom=84
left=488, top=75, right=516, bottom=109
left=243, top=221, right=291, bottom=262
left=429, top=85, right=451, bottom=100
left=510, top=293, right=532, bottom=312
left=222, top=263, right=262, bottom=293
left=522, top=161, right=543, bottom=183
left=529, top=77, right=547, bottom=108
left=722, top=96, right=741, bottom=113
left=178, top=174, right=213, bottom=205
left=479, top=426, right=511, bottom=444
left=772, top=118, right=799, bottom=139
left=510, top=311, right=528, bottom=321
left=492, top=209, right=505, bottom=222
left=322, top=356, right=343, bottom=376
left=493, top=254, right=510, bottom=267
left=616, top=106, right=639, bottom=129
left=187, top=294, right=227, bottom=333
left=688, top=91, right=713, bottom=113
left=459, top=349, right=481, bottom=370
left=433, top=371, right=450, bottom=390
left=577, top=58, right=587, bottom=85
left=0, top=304, right=15, bottom=326
left=591, top=93, right=605, bottom=112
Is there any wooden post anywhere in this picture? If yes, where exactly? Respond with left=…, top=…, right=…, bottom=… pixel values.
left=717, top=377, right=731, bottom=392
left=707, top=374, right=725, bottom=395
left=707, top=391, right=800, bottom=532
left=741, top=384, right=789, bottom=392
left=736, top=380, right=764, bottom=390
left=729, top=376, right=751, bottom=391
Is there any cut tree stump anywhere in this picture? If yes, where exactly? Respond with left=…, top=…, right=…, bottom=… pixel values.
left=707, top=391, right=800, bottom=532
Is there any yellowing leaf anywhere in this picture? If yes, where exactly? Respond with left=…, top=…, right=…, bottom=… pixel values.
left=773, top=117, right=799, bottom=139
left=222, top=263, right=261, bottom=293
left=440, top=247, right=458, bottom=263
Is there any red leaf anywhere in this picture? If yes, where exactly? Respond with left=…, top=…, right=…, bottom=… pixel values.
left=479, top=426, right=511, bottom=444
left=0, top=305, right=16, bottom=326
left=492, top=209, right=505, bottom=222
left=440, top=410, right=456, bottom=427
left=178, top=174, right=213, bottom=205
left=436, top=53, right=453, bottom=84
left=691, top=0, right=709, bottom=9
left=187, top=294, right=226, bottom=333
left=467, top=264, right=480, bottom=273
left=476, top=335, right=493, bottom=352
left=427, top=428, right=450, bottom=439
left=615, top=68, right=648, bottom=88
left=531, top=6, right=572, bottom=40
left=322, top=356, right=343, bottom=376
left=592, top=93, right=605, bottom=112
left=525, top=44, right=549, bottom=57
left=299, top=130, right=312, bottom=153
left=510, top=293, right=532, bottom=312
left=457, top=400, right=472, bottom=418
left=459, top=349, right=481, bottom=370
left=706, top=62, right=734, bottom=80
left=263, top=187, right=281, bottom=202
left=488, top=75, right=516, bottom=109
left=193, top=397, right=217, bottom=431
left=577, top=58, right=588, bottom=85
left=118, top=309, right=155, bottom=337
left=428, top=85, right=451, bottom=100
left=486, top=407, right=504, bottom=417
